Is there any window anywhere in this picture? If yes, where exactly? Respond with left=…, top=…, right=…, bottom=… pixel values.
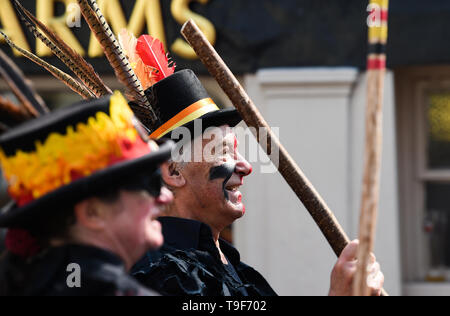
left=397, top=66, right=450, bottom=294
left=422, top=93, right=450, bottom=280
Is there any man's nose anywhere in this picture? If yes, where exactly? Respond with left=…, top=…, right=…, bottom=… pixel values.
left=156, top=186, right=174, bottom=205
left=235, top=152, right=253, bottom=177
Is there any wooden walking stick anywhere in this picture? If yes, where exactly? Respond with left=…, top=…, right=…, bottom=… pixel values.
left=181, top=19, right=389, bottom=296
left=353, top=0, right=389, bottom=296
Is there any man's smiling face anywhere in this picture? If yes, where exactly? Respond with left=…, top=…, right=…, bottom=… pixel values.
left=174, top=125, right=253, bottom=229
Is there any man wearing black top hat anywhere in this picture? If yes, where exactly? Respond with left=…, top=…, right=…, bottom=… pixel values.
left=0, top=92, right=175, bottom=296
left=132, top=69, right=385, bottom=296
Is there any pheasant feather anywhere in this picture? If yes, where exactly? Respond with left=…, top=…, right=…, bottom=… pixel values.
left=77, top=0, right=158, bottom=129
left=0, top=95, right=30, bottom=125
left=13, top=0, right=111, bottom=98
left=0, top=31, right=95, bottom=100
left=0, top=49, right=47, bottom=116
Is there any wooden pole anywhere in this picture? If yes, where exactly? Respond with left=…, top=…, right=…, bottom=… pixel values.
left=181, top=20, right=387, bottom=296
left=353, top=0, right=389, bottom=296
left=182, top=19, right=349, bottom=257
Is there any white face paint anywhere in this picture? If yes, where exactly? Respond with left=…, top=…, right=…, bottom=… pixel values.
left=174, top=126, right=253, bottom=229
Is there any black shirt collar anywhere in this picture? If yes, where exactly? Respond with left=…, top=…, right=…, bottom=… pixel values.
left=33, top=244, right=125, bottom=268
left=63, top=244, right=125, bottom=267
left=158, top=217, right=241, bottom=266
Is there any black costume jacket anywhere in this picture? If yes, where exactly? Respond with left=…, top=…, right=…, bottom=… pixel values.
left=132, top=217, right=277, bottom=296
left=20, top=244, right=158, bottom=296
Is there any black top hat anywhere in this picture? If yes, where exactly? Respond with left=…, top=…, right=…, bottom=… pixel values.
left=0, top=92, right=174, bottom=228
left=145, top=69, right=242, bottom=140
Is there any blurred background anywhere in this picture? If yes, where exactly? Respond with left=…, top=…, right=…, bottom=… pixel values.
left=2, top=0, right=450, bottom=295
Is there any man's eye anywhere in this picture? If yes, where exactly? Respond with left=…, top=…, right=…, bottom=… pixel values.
left=223, top=146, right=232, bottom=155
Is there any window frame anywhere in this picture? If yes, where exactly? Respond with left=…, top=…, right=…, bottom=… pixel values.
left=396, top=66, right=450, bottom=295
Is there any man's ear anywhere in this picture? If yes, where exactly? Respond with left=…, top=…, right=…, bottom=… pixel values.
left=73, top=198, right=107, bottom=231
left=161, top=162, right=186, bottom=188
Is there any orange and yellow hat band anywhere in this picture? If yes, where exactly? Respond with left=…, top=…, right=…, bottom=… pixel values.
left=0, top=91, right=157, bottom=207
left=150, top=98, right=220, bottom=139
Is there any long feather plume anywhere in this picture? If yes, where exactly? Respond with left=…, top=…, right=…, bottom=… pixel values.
left=0, top=49, right=47, bottom=116
left=0, top=95, right=30, bottom=125
left=76, top=0, right=158, bottom=129
left=0, top=31, right=95, bottom=100
left=79, top=0, right=157, bottom=122
left=13, top=0, right=112, bottom=98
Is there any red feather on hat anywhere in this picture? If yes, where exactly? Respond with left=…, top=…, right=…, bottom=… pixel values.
left=136, top=35, right=175, bottom=83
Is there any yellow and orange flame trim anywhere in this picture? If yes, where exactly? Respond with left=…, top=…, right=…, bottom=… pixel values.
left=0, top=91, right=156, bottom=206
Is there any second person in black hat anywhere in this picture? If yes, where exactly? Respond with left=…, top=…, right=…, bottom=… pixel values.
left=0, top=92, right=174, bottom=296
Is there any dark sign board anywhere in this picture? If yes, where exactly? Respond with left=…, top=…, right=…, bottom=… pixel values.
left=1, top=0, right=449, bottom=76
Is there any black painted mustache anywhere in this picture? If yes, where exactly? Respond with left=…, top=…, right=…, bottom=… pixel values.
left=209, top=162, right=236, bottom=201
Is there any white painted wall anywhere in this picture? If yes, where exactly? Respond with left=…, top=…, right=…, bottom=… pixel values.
left=233, top=68, right=401, bottom=296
